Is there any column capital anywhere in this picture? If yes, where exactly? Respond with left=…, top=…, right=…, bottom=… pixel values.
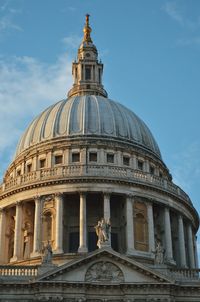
left=145, top=198, right=154, bottom=206
left=34, top=195, right=41, bottom=202
left=0, top=208, right=5, bottom=214
left=15, top=200, right=22, bottom=207
left=178, top=213, right=183, bottom=220
left=103, top=190, right=111, bottom=195
left=41, top=194, right=54, bottom=202
left=54, top=192, right=63, bottom=198
left=79, top=190, right=87, bottom=197
left=126, top=193, right=135, bottom=200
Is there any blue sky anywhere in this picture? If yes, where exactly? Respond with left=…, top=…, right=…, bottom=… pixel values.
left=0, top=0, right=200, bottom=253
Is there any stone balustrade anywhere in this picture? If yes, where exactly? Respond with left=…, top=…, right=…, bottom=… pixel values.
left=170, top=268, right=200, bottom=280
left=1, top=164, right=191, bottom=204
left=0, top=265, right=38, bottom=277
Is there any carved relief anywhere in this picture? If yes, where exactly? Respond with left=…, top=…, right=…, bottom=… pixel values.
left=85, top=261, right=124, bottom=282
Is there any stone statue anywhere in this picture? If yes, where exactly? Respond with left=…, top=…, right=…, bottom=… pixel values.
left=95, top=218, right=111, bottom=248
left=23, top=222, right=31, bottom=259
left=42, top=241, right=53, bottom=264
left=154, top=240, right=165, bottom=264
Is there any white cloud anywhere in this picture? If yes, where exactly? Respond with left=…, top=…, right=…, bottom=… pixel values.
left=62, top=35, right=82, bottom=50
left=163, top=1, right=184, bottom=25
left=0, top=14, right=21, bottom=31
left=163, top=1, right=200, bottom=30
left=177, top=36, right=200, bottom=46
left=0, top=0, right=22, bottom=34
left=0, top=51, right=73, bottom=180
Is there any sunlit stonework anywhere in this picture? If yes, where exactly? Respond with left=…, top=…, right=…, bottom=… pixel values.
left=0, top=15, right=199, bottom=301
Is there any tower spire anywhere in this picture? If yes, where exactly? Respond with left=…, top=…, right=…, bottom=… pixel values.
left=83, top=14, right=92, bottom=43
left=67, top=15, right=107, bottom=98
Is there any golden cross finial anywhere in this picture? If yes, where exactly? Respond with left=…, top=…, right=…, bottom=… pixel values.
left=83, top=14, right=92, bottom=43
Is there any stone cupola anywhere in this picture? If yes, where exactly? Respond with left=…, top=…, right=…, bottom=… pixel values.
left=67, top=14, right=108, bottom=98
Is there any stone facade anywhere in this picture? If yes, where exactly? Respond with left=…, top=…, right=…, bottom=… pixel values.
left=0, top=15, right=199, bottom=301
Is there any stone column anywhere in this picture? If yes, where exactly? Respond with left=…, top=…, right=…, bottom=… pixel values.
left=78, top=192, right=88, bottom=253
left=126, top=195, right=135, bottom=254
left=103, top=193, right=110, bottom=221
left=187, top=224, right=195, bottom=268
left=54, top=193, right=64, bottom=254
left=147, top=202, right=155, bottom=253
left=164, top=207, right=174, bottom=263
left=11, top=202, right=23, bottom=262
left=103, top=193, right=111, bottom=246
left=178, top=214, right=187, bottom=267
left=31, top=196, right=42, bottom=257
left=0, top=209, right=6, bottom=263
left=194, top=236, right=199, bottom=269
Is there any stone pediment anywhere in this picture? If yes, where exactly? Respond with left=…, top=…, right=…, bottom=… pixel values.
left=38, top=248, right=173, bottom=284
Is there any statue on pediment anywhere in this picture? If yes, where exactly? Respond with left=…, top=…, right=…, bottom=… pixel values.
left=154, top=240, right=165, bottom=265
left=95, top=218, right=111, bottom=248
left=42, top=241, right=53, bottom=264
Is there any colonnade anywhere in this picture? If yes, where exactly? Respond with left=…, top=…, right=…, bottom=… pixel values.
left=0, top=192, right=197, bottom=269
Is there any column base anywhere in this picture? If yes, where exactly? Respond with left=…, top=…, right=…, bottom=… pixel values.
left=10, top=255, right=21, bottom=263
left=30, top=251, right=41, bottom=258
left=165, top=257, right=176, bottom=266
left=126, top=248, right=136, bottom=255
left=98, top=241, right=111, bottom=249
left=53, top=249, right=64, bottom=255
left=78, top=246, right=88, bottom=253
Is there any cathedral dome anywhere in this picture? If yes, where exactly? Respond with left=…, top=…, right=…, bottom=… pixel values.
left=15, top=95, right=161, bottom=159
left=0, top=14, right=198, bottom=281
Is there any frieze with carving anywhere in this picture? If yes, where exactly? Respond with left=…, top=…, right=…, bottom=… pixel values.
left=85, top=261, right=124, bottom=282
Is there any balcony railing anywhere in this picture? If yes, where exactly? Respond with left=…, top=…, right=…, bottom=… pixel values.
left=170, top=268, right=200, bottom=280
left=1, top=165, right=191, bottom=204
left=0, top=265, right=38, bottom=278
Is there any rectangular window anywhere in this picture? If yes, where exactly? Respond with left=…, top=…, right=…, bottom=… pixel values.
left=85, top=65, right=91, bottom=80
left=150, top=166, right=155, bottom=175
left=40, top=159, right=46, bottom=169
left=159, top=172, right=163, bottom=178
left=123, top=156, right=130, bottom=166
left=89, top=152, right=97, bottom=162
left=55, top=155, right=63, bottom=165
left=17, top=170, right=21, bottom=176
left=27, top=164, right=32, bottom=173
left=138, top=160, right=143, bottom=171
left=107, top=153, right=114, bottom=163
left=72, top=153, right=80, bottom=162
